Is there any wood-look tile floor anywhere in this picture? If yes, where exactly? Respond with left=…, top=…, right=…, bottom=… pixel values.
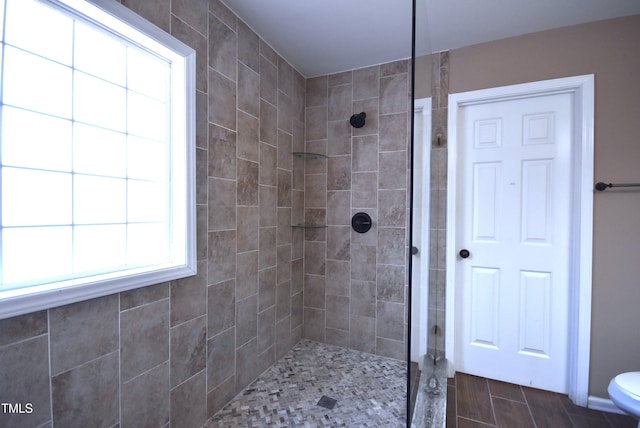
left=409, top=361, right=421, bottom=421
left=446, top=372, right=637, bottom=428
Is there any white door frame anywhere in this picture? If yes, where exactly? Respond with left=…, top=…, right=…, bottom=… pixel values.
left=411, top=97, right=431, bottom=369
left=445, top=75, right=594, bottom=406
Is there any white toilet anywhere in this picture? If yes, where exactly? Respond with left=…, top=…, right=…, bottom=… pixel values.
left=608, top=372, right=640, bottom=427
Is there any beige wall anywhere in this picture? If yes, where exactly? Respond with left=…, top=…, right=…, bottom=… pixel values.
left=418, top=14, right=640, bottom=398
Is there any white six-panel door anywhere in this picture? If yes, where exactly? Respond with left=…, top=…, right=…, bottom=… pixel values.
left=455, top=93, right=573, bottom=393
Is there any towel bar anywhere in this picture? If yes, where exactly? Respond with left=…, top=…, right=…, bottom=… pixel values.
left=594, top=182, right=640, bottom=191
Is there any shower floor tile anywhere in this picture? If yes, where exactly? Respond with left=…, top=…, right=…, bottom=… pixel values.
left=207, top=339, right=407, bottom=427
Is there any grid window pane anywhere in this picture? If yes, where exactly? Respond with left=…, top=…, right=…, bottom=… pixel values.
left=74, top=20, right=126, bottom=85
left=127, top=48, right=168, bottom=102
left=127, top=91, right=167, bottom=141
left=3, top=226, right=72, bottom=286
left=73, top=224, right=126, bottom=273
left=2, top=168, right=72, bottom=227
left=3, top=46, right=72, bottom=118
left=74, top=123, right=126, bottom=177
left=0, top=0, right=193, bottom=315
left=127, top=136, right=166, bottom=181
left=127, top=223, right=168, bottom=266
left=73, top=175, right=126, bottom=224
left=2, top=106, right=72, bottom=171
left=4, top=0, right=73, bottom=65
left=74, top=71, right=126, bottom=131
left=127, top=180, right=166, bottom=223
left=0, top=0, right=5, bottom=42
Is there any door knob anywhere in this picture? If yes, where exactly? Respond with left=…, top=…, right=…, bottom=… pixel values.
left=411, top=246, right=419, bottom=255
left=459, top=249, right=470, bottom=259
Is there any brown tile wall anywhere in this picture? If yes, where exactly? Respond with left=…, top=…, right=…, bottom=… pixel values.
left=302, top=61, right=411, bottom=360
left=0, top=1, right=304, bottom=426
left=428, top=51, right=449, bottom=357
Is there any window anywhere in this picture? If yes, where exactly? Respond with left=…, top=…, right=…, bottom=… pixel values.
left=0, top=0, right=196, bottom=319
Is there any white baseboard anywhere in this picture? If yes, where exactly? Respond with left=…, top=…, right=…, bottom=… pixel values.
left=588, top=396, right=626, bottom=415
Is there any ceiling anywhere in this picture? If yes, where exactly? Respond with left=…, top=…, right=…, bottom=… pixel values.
left=220, top=0, right=640, bottom=78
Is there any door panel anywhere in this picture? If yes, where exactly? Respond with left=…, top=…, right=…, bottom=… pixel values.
left=469, top=266, right=500, bottom=349
left=519, top=270, right=551, bottom=357
left=521, top=160, right=552, bottom=243
left=456, top=93, right=572, bottom=393
left=473, top=162, right=501, bottom=241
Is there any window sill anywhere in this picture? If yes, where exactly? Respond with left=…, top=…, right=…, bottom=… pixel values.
left=0, top=262, right=196, bottom=319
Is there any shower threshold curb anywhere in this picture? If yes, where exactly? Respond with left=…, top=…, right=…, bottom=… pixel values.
left=411, top=355, right=448, bottom=428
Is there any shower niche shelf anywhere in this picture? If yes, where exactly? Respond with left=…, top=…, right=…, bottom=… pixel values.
left=292, top=151, right=327, bottom=159
left=291, top=223, right=327, bottom=229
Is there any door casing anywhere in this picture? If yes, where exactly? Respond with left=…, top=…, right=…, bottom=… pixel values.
left=445, top=75, right=594, bottom=406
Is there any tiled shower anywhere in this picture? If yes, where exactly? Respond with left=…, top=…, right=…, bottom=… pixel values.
left=302, top=64, right=410, bottom=359
left=0, top=0, right=411, bottom=427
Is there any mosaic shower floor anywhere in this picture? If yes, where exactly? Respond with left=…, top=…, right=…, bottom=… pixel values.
left=207, top=339, right=407, bottom=427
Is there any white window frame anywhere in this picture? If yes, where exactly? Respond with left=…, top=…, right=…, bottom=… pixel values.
left=0, top=0, right=197, bottom=319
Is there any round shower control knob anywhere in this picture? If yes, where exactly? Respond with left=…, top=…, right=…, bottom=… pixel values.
left=351, top=212, right=372, bottom=233
left=459, top=249, right=470, bottom=259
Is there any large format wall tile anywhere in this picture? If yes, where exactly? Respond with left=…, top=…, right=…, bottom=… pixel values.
left=121, top=0, right=169, bottom=32
left=208, top=230, right=237, bottom=284
left=171, top=316, right=206, bottom=388
left=0, top=335, right=51, bottom=427
left=121, top=362, right=170, bottom=428
left=120, top=299, right=169, bottom=382
left=170, top=14, right=207, bottom=92
left=380, top=74, right=409, bottom=115
left=50, top=295, right=118, bottom=376
left=172, top=0, right=208, bottom=35
left=207, top=328, right=235, bottom=391
left=258, top=267, right=276, bottom=311
left=0, top=311, right=47, bottom=347
left=353, top=66, right=379, bottom=100
left=236, top=295, right=258, bottom=347
left=257, top=306, right=276, bottom=353
left=121, top=282, right=169, bottom=311
left=208, top=124, right=237, bottom=179
left=52, top=352, right=119, bottom=428
left=236, top=338, right=259, bottom=390
left=171, top=370, right=207, bottom=428
left=208, top=70, right=237, bottom=129
left=171, top=261, right=207, bottom=326
left=237, top=111, right=259, bottom=162
left=208, top=13, right=236, bottom=81
left=208, top=279, right=235, bottom=337
left=238, top=63, right=260, bottom=117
